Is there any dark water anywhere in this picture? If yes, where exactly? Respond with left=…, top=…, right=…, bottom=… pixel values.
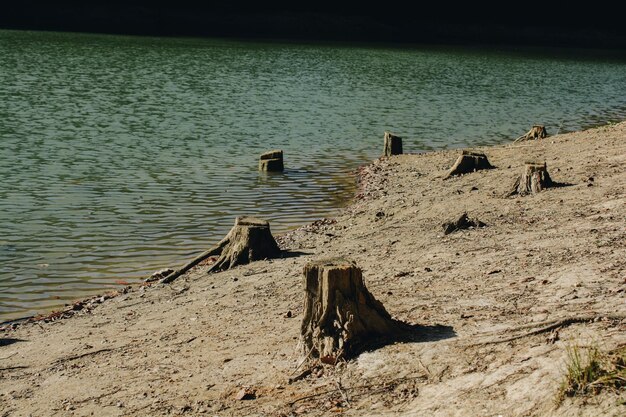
left=1, top=30, right=625, bottom=321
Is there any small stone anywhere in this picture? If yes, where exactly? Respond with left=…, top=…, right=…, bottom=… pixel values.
left=116, top=402, right=124, bottom=408
left=284, top=310, right=292, bottom=318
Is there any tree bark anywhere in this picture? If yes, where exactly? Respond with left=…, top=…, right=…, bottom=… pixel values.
left=300, top=259, right=404, bottom=361
left=383, top=131, right=403, bottom=157
left=444, top=150, right=493, bottom=179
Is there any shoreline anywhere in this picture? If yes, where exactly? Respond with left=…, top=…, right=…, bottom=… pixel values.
left=2, top=117, right=624, bottom=328
left=1, top=121, right=625, bottom=416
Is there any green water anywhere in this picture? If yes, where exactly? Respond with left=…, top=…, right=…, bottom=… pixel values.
left=1, top=30, right=625, bottom=321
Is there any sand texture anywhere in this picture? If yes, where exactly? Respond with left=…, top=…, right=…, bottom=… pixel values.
left=1, top=122, right=625, bottom=416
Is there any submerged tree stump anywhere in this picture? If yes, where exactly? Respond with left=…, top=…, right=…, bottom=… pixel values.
left=300, top=259, right=404, bottom=361
left=259, top=150, right=284, bottom=172
left=508, top=161, right=554, bottom=196
left=383, top=131, right=403, bottom=157
left=514, top=125, right=548, bottom=143
left=444, top=150, right=493, bottom=179
left=160, top=216, right=280, bottom=283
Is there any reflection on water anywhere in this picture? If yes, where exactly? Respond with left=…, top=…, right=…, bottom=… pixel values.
left=1, top=30, right=625, bottom=321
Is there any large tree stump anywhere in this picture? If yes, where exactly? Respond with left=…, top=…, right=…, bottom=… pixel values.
left=514, top=125, right=548, bottom=143
left=160, top=216, right=280, bottom=283
left=259, top=150, right=284, bottom=172
left=444, top=150, right=493, bottom=179
left=508, top=161, right=554, bottom=196
left=383, top=131, right=403, bottom=157
left=300, top=259, right=405, bottom=361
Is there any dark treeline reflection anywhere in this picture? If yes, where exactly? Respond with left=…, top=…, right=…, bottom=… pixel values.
left=1, top=1, right=626, bottom=48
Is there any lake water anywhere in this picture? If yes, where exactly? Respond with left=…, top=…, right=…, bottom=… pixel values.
left=1, top=30, right=625, bottom=321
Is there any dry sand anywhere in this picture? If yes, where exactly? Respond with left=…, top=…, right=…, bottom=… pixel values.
left=1, top=122, right=625, bottom=416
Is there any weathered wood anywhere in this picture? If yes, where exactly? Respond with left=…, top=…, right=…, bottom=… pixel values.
left=159, top=239, right=228, bottom=284
left=146, top=268, right=174, bottom=283
left=300, top=259, right=404, bottom=360
left=442, top=212, right=486, bottom=235
left=259, top=149, right=284, bottom=172
left=508, top=161, right=554, bottom=196
left=444, top=150, right=493, bottom=179
left=383, top=132, right=403, bottom=157
left=160, top=216, right=280, bottom=283
left=514, top=125, right=548, bottom=143
left=208, top=216, right=281, bottom=273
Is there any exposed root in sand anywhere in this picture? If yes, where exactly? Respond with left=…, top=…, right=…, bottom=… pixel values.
left=468, top=314, right=626, bottom=346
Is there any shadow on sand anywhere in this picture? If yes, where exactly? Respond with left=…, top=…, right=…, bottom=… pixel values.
left=351, top=321, right=456, bottom=359
left=0, top=338, right=26, bottom=347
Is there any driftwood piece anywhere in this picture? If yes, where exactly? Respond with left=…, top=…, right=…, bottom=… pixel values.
left=514, top=125, right=547, bottom=143
left=442, top=212, right=486, bottom=235
left=259, top=149, right=284, bottom=172
left=383, top=131, right=403, bottom=157
left=300, top=259, right=405, bottom=361
left=508, top=161, right=554, bottom=196
left=444, top=151, right=493, bottom=179
left=161, top=216, right=280, bottom=284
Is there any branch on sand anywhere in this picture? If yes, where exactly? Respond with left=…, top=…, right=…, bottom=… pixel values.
left=468, top=314, right=626, bottom=346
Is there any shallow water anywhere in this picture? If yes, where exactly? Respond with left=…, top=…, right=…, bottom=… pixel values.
left=1, top=30, right=625, bottom=321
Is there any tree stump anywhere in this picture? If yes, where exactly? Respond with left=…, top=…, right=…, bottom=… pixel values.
left=259, top=150, right=284, bottom=172
left=514, top=125, right=548, bottom=143
left=383, top=131, right=403, bottom=157
left=442, top=212, right=486, bottom=235
left=208, top=216, right=281, bottom=273
left=160, top=216, right=280, bottom=283
left=300, top=259, right=404, bottom=361
left=508, top=161, right=554, bottom=196
left=444, top=150, right=493, bottom=179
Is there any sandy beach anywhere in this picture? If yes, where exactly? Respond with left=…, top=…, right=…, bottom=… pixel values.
left=1, top=121, right=625, bottom=416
